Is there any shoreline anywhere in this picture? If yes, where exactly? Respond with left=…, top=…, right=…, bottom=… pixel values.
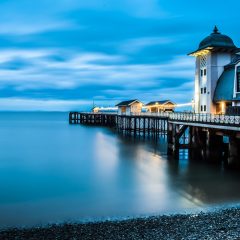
left=1, top=207, right=240, bottom=239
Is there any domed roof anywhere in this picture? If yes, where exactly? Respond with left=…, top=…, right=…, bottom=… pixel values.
left=189, top=26, right=237, bottom=56
left=199, top=26, right=236, bottom=50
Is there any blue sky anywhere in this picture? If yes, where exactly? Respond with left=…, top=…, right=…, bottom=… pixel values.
left=0, top=0, right=239, bottom=111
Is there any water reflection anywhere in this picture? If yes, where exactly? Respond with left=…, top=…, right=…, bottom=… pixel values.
left=0, top=112, right=239, bottom=229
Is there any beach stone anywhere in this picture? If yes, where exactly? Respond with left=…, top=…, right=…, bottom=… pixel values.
left=1, top=208, right=240, bottom=239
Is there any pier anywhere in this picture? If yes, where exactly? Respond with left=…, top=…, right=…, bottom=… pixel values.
left=69, top=112, right=168, bottom=138
left=69, top=112, right=117, bottom=127
left=69, top=112, right=240, bottom=168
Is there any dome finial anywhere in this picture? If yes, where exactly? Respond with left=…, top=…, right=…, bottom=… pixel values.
left=213, top=25, right=220, bottom=34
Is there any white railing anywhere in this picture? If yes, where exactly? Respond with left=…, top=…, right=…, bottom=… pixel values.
left=168, top=113, right=240, bottom=125
left=131, top=112, right=240, bottom=126
left=82, top=112, right=117, bottom=115
left=74, top=112, right=240, bottom=126
left=131, top=112, right=170, bottom=117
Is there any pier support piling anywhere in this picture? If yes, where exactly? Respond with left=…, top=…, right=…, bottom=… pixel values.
left=227, top=136, right=240, bottom=168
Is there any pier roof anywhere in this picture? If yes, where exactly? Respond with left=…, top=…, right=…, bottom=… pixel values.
left=115, top=99, right=143, bottom=107
left=224, top=54, right=240, bottom=68
left=214, top=67, right=236, bottom=102
left=189, top=26, right=237, bottom=56
left=145, top=100, right=175, bottom=106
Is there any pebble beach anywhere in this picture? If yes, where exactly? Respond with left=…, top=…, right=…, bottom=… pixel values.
left=1, top=208, right=240, bottom=240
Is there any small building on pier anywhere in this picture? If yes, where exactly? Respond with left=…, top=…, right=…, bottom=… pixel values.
left=145, top=100, right=175, bottom=113
left=189, top=26, right=240, bottom=115
left=116, top=99, right=143, bottom=115
left=92, top=107, right=100, bottom=113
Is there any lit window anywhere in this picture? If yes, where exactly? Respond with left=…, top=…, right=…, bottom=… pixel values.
left=237, top=67, right=240, bottom=92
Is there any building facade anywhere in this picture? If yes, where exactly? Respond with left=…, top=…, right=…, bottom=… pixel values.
left=116, top=100, right=143, bottom=115
left=189, top=26, right=240, bottom=114
left=145, top=100, right=175, bottom=113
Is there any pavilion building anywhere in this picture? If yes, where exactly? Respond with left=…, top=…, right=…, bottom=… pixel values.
left=189, top=26, right=240, bottom=115
left=145, top=100, right=175, bottom=113
left=116, top=100, right=143, bottom=115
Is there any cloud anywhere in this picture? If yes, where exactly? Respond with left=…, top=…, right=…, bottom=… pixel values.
left=120, top=37, right=176, bottom=53
left=0, top=0, right=81, bottom=36
left=0, top=49, right=55, bottom=63
left=0, top=22, right=77, bottom=36
left=60, top=0, right=168, bottom=18
left=0, top=0, right=169, bottom=37
left=0, top=47, right=194, bottom=107
left=0, top=0, right=237, bottom=110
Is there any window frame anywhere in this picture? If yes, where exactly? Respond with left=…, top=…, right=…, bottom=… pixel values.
left=204, top=69, right=207, bottom=76
left=236, top=66, right=240, bottom=93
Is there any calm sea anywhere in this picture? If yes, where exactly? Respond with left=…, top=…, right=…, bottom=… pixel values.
left=0, top=112, right=240, bottom=229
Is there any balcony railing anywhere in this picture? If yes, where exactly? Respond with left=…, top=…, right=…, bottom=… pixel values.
left=169, top=113, right=240, bottom=125
left=131, top=112, right=240, bottom=126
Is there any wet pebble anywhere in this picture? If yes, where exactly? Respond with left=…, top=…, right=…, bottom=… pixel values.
left=1, top=208, right=240, bottom=239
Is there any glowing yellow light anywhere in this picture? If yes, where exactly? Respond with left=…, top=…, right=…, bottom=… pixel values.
left=189, top=47, right=213, bottom=57
left=221, top=101, right=226, bottom=114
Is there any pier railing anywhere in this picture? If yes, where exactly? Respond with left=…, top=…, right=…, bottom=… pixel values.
left=133, top=112, right=240, bottom=126
left=169, top=113, right=240, bottom=125
left=70, top=112, right=240, bottom=127
left=130, top=112, right=240, bottom=126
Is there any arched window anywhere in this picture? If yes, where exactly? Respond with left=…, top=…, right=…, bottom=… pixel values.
left=237, top=66, right=240, bottom=92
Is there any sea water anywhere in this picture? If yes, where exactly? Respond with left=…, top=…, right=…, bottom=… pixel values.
left=0, top=112, right=240, bottom=228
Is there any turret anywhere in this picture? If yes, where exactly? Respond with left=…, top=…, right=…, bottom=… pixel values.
left=189, top=26, right=237, bottom=114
